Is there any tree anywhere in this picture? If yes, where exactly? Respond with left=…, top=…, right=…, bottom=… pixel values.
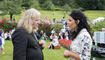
left=52, top=0, right=68, bottom=6
left=62, top=4, right=71, bottom=15
left=67, top=0, right=78, bottom=8
left=30, top=0, right=40, bottom=10
left=75, top=0, right=105, bottom=10
left=21, top=0, right=31, bottom=9
left=43, top=1, right=55, bottom=10
left=0, top=0, right=22, bottom=20
left=39, top=0, right=46, bottom=4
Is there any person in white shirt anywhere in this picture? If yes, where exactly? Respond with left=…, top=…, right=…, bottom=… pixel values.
left=48, top=33, right=59, bottom=49
left=51, top=29, right=55, bottom=36
left=63, top=10, right=92, bottom=60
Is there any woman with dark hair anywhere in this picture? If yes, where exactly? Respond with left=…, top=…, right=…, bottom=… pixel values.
left=63, top=10, right=92, bottom=60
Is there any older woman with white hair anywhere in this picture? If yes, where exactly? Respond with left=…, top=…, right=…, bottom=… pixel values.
left=12, top=8, right=44, bottom=60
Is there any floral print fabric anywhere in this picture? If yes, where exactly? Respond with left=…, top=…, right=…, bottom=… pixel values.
left=70, top=28, right=92, bottom=60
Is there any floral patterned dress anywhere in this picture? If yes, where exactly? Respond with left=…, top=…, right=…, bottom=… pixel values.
left=70, top=28, right=92, bottom=60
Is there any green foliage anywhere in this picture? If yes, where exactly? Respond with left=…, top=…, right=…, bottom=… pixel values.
left=0, top=19, right=17, bottom=32
left=90, top=20, right=105, bottom=34
left=21, top=0, right=41, bottom=10
left=38, top=22, right=63, bottom=37
left=51, top=23, right=63, bottom=35
left=62, top=4, right=72, bottom=13
left=43, top=1, right=55, bottom=10
left=78, top=7, right=85, bottom=11
left=0, top=0, right=105, bottom=13
left=52, top=0, right=68, bottom=6
left=0, top=0, right=22, bottom=14
left=38, top=23, right=52, bottom=37
left=67, top=0, right=78, bottom=8
left=54, top=8, right=62, bottom=11
left=75, top=0, right=105, bottom=10
left=0, top=0, right=22, bottom=20
left=30, top=0, right=40, bottom=10
left=39, top=0, right=46, bottom=4
left=21, top=0, right=32, bottom=9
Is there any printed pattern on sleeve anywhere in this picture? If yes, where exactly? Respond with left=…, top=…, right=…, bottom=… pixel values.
left=70, top=29, right=92, bottom=60
left=80, top=35, right=92, bottom=60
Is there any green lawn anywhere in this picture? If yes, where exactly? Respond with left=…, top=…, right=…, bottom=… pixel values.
left=1, top=40, right=105, bottom=60
left=0, top=40, right=70, bottom=60
left=0, top=10, right=105, bottom=22
left=84, top=10, right=105, bottom=21
left=43, top=40, right=70, bottom=60
left=0, top=41, right=13, bottom=60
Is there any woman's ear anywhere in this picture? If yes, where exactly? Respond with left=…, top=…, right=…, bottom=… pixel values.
left=76, top=20, right=80, bottom=24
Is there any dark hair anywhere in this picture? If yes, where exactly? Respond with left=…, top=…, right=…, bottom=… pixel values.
left=69, top=10, right=91, bottom=40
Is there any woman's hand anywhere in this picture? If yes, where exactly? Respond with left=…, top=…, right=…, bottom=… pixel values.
left=63, top=50, right=80, bottom=60
left=63, top=50, right=71, bottom=58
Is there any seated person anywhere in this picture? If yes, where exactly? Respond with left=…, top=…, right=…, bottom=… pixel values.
left=5, top=32, right=11, bottom=40
left=50, top=35, right=53, bottom=42
left=43, top=33, right=48, bottom=41
left=48, top=33, right=59, bottom=49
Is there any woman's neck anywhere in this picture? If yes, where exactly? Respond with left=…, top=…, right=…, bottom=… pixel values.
left=74, top=27, right=77, bottom=32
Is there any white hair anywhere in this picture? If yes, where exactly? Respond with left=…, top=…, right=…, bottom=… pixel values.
left=17, top=8, right=40, bottom=33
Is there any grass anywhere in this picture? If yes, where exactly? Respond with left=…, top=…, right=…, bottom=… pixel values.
left=0, top=41, right=13, bottom=60
left=0, top=10, right=105, bottom=22
left=84, top=10, right=105, bottom=21
left=0, top=40, right=70, bottom=60
left=43, top=40, right=70, bottom=60
left=1, top=40, right=105, bottom=60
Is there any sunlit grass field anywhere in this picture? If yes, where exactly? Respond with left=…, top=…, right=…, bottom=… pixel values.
left=84, top=10, right=105, bottom=21
left=0, top=41, right=13, bottom=60
left=1, top=40, right=105, bottom=60
left=0, top=10, right=105, bottom=22
left=0, top=40, right=70, bottom=60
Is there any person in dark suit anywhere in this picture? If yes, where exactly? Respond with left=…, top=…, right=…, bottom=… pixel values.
left=12, top=8, right=44, bottom=60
